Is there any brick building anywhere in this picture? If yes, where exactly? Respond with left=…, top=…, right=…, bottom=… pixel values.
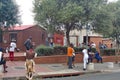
left=0, top=25, right=47, bottom=51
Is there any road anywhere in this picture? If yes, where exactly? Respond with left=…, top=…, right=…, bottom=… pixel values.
left=35, top=72, right=120, bottom=80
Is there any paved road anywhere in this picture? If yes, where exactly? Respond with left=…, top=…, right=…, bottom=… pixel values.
left=35, top=72, right=120, bottom=80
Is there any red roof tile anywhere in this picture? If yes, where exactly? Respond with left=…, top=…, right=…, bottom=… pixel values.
left=10, top=25, right=34, bottom=30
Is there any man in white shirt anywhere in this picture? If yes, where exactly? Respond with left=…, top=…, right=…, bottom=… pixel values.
left=82, top=48, right=89, bottom=70
left=9, top=40, right=17, bottom=61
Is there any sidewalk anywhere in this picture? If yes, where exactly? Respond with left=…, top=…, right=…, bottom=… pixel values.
left=0, top=61, right=120, bottom=80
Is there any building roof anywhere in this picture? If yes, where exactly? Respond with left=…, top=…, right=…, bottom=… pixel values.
left=10, top=25, right=34, bottom=30
left=1, top=25, right=47, bottom=31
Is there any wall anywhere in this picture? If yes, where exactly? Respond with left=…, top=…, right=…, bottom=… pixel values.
left=0, top=25, right=47, bottom=51
left=4, top=53, right=120, bottom=64
left=102, top=39, right=112, bottom=48
left=34, top=54, right=120, bottom=64
left=21, top=26, right=47, bottom=51
left=89, top=36, right=103, bottom=51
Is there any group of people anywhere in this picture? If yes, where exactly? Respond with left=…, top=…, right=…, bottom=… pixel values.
left=0, top=36, right=36, bottom=74
left=99, top=42, right=107, bottom=49
left=0, top=39, right=17, bottom=73
left=67, top=43, right=103, bottom=71
left=1, top=36, right=103, bottom=74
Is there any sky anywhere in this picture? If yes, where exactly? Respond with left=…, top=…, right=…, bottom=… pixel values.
left=15, top=0, right=34, bottom=25
left=15, top=0, right=117, bottom=25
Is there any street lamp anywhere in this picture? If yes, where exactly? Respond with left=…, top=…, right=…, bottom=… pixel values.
left=86, top=23, right=90, bottom=48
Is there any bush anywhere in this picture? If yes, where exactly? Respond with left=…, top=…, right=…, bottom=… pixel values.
left=53, top=46, right=67, bottom=55
left=35, top=45, right=96, bottom=56
left=100, top=48, right=115, bottom=56
left=35, top=45, right=53, bottom=56
left=73, top=47, right=83, bottom=53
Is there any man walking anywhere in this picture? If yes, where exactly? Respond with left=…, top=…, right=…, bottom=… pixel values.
left=82, top=48, right=89, bottom=70
left=24, top=36, right=33, bottom=50
left=67, top=43, right=74, bottom=69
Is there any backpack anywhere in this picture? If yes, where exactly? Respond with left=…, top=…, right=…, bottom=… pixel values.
left=24, top=39, right=30, bottom=47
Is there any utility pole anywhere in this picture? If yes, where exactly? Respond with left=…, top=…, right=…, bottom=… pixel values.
left=86, top=23, right=89, bottom=47
left=85, top=0, right=89, bottom=48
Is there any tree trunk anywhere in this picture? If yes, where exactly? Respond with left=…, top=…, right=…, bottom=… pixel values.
left=65, top=23, right=74, bottom=46
left=66, top=30, right=70, bottom=46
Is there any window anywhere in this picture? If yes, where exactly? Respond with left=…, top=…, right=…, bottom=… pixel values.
left=10, top=33, right=17, bottom=42
left=42, top=33, right=45, bottom=41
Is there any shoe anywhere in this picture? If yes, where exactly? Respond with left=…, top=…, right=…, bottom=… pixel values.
left=68, top=67, right=73, bottom=69
left=83, top=68, right=86, bottom=71
left=5, top=66, right=8, bottom=68
left=3, top=70, right=8, bottom=73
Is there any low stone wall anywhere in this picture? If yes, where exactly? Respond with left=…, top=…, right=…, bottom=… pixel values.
left=34, top=54, right=83, bottom=64
left=34, top=54, right=120, bottom=64
left=5, top=53, right=120, bottom=64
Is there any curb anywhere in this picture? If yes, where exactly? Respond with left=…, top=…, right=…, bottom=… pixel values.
left=1, top=70, right=101, bottom=80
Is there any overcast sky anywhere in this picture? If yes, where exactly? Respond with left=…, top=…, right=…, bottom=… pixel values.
left=15, top=0, right=118, bottom=25
left=15, top=0, right=34, bottom=25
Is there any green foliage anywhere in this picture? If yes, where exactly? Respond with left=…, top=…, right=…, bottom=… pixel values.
left=93, top=7, right=113, bottom=36
left=35, top=45, right=85, bottom=56
left=33, top=0, right=109, bottom=45
left=53, top=46, right=67, bottom=55
left=35, top=45, right=54, bottom=56
left=0, top=0, right=20, bottom=27
left=74, top=47, right=83, bottom=53
left=109, top=1, right=120, bottom=43
left=100, top=48, right=115, bottom=56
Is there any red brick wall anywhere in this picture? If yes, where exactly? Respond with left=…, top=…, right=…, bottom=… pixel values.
left=89, top=36, right=102, bottom=51
left=0, top=25, right=47, bottom=51
left=89, top=36, right=112, bottom=52
left=21, top=26, right=47, bottom=51
left=102, top=39, right=112, bottom=48
left=34, top=54, right=120, bottom=64
left=4, top=54, right=120, bottom=64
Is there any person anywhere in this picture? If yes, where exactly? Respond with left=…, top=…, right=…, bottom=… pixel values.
left=0, top=51, right=8, bottom=73
left=25, top=49, right=37, bottom=79
left=90, top=42, right=96, bottom=48
left=88, top=45, right=93, bottom=63
left=67, top=43, right=74, bottom=69
left=72, top=52, right=75, bottom=67
left=9, top=40, right=17, bottom=61
left=94, top=51, right=103, bottom=63
left=71, top=44, right=75, bottom=67
left=6, top=47, right=9, bottom=54
left=24, top=36, right=33, bottom=50
left=82, top=48, right=89, bottom=70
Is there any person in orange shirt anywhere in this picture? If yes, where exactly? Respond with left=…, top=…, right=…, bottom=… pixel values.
left=67, top=43, right=74, bottom=69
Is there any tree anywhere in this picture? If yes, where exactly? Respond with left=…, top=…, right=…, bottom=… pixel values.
left=93, top=5, right=113, bottom=37
left=33, top=0, right=83, bottom=45
left=108, top=0, right=120, bottom=63
left=0, top=0, right=20, bottom=43
left=33, top=0, right=108, bottom=45
left=0, top=0, right=20, bottom=28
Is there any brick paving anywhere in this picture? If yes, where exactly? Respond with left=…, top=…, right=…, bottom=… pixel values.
left=0, top=52, right=120, bottom=79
